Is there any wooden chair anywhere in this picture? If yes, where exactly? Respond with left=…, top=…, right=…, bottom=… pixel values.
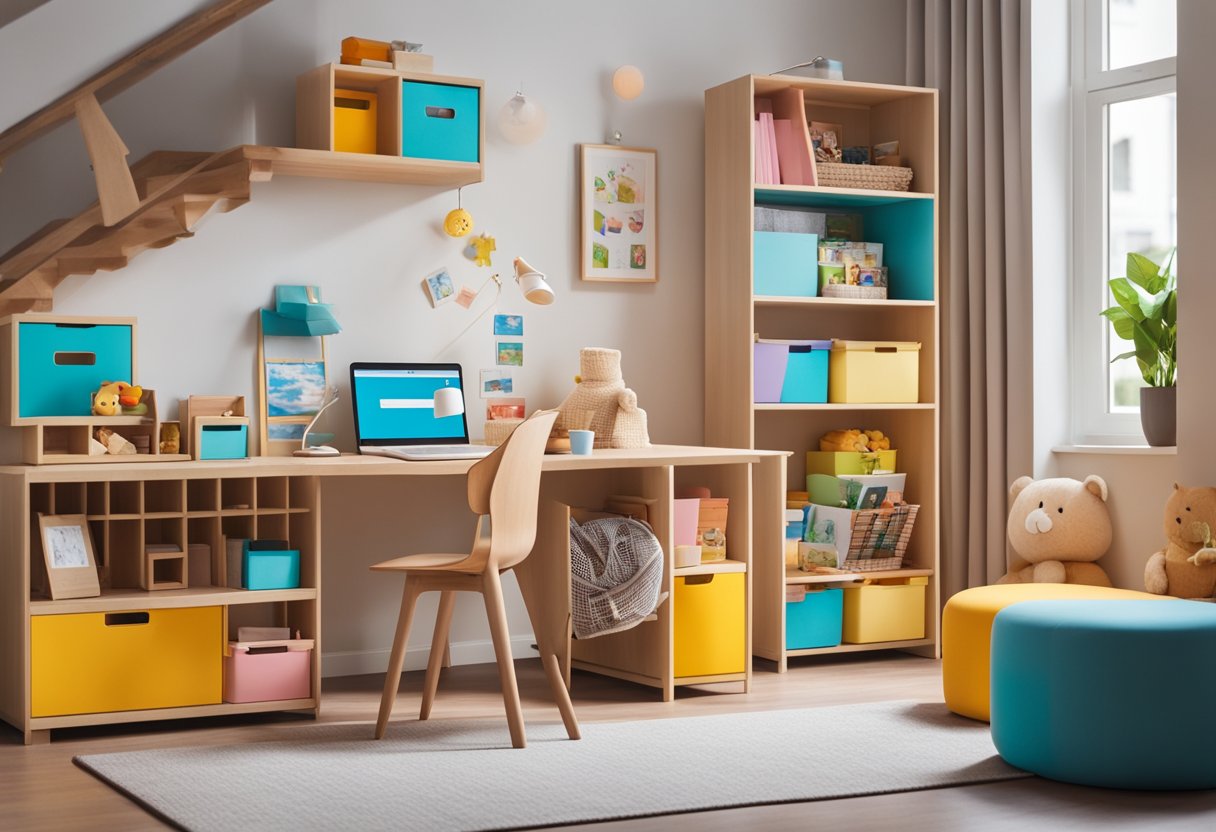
left=370, top=410, right=579, bottom=748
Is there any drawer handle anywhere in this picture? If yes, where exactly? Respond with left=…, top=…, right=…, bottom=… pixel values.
left=424, top=106, right=456, bottom=120
left=203, top=425, right=244, bottom=433
left=52, top=323, right=98, bottom=329
left=875, top=347, right=898, bottom=353
left=685, top=574, right=715, bottom=586
left=105, top=612, right=150, bottom=626
left=334, top=96, right=371, bottom=110
left=248, top=646, right=289, bottom=655
left=53, top=351, right=96, bottom=366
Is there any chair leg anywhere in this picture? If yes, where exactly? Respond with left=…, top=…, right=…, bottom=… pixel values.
left=542, top=651, right=581, bottom=741
left=482, top=569, right=526, bottom=748
left=375, top=579, right=421, bottom=739
left=420, top=590, right=456, bottom=720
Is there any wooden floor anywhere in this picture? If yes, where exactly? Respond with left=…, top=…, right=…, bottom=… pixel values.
left=2, top=653, right=1214, bottom=831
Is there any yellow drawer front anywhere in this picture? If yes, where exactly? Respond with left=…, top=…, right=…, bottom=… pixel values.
left=674, top=573, right=746, bottom=678
left=333, top=89, right=378, bottom=154
left=31, top=607, right=223, bottom=717
left=842, top=579, right=927, bottom=643
left=829, top=346, right=920, bottom=403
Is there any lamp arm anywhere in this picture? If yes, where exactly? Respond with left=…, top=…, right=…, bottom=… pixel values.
left=434, top=273, right=502, bottom=359
left=299, top=393, right=339, bottom=450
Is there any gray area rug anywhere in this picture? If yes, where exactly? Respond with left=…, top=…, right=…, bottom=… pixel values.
left=75, top=700, right=1028, bottom=831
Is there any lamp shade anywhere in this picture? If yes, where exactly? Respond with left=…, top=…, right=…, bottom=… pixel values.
left=497, top=92, right=547, bottom=144
left=433, top=386, right=465, bottom=419
left=612, top=65, right=645, bottom=100
left=513, top=257, right=555, bottom=305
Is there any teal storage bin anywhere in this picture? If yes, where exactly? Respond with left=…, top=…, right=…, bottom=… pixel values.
left=786, top=587, right=843, bottom=649
left=781, top=340, right=830, bottom=403
left=17, top=321, right=134, bottom=418
left=402, top=80, right=480, bottom=163
left=243, top=544, right=300, bottom=591
left=754, top=231, right=818, bottom=297
left=198, top=423, right=248, bottom=460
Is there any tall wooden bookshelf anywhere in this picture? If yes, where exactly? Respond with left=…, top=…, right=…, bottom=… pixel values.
left=704, top=74, right=941, bottom=671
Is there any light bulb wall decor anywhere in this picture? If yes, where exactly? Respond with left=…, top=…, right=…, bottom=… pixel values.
left=612, top=65, right=645, bottom=100
left=497, top=90, right=547, bottom=145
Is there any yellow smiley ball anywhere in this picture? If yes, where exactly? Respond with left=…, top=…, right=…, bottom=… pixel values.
left=444, top=208, right=474, bottom=237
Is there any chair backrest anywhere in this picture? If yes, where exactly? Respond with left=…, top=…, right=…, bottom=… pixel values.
left=466, top=409, right=558, bottom=571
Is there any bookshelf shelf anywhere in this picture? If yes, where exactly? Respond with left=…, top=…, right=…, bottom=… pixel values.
left=705, top=74, right=941, bottom=672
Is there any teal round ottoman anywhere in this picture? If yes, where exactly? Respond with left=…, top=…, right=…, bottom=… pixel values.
left=991, top=599, right=1216, bottom=790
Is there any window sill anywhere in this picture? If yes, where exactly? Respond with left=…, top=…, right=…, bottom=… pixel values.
left=1052, top=444, right=1177, bottom=456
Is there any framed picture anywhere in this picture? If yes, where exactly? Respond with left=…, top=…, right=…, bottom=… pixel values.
left=38, top=514, right=100, bottom=599
left=261, top=357, right=329, bottom=455
left=422, top=267, right=457, bottom=307
left=579, top=144, right=658, bottom=283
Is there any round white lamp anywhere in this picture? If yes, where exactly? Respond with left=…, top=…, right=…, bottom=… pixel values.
left=612, top=65, right=645, bottom=100
left=497, top=91, right=547, bottom=145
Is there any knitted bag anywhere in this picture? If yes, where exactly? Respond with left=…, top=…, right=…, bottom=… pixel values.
left=569, top=515, right=665, bottom=639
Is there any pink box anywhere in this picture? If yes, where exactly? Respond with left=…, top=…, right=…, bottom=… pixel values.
left=674, top=498, right=700, bottom=547
left=223, top=645, right=312, bottom=703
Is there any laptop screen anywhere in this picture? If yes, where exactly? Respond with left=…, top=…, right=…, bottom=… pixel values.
left=349, top=363, right=470, bottom=446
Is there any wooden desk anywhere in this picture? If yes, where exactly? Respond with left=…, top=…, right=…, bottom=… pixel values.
left=0, top=446, right=786, bottom=743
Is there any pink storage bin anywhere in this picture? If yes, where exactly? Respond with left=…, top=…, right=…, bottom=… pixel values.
left=674, top=498, right=700, bottom=547
left=223, top=643, right=312, bottom=703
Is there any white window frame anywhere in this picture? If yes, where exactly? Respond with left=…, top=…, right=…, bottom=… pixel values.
left=1070, top=0, right=1176, bottom=444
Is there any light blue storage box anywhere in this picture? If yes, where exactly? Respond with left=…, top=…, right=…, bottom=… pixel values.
left=401, top=80, right=480, bottom=163
left=243, top=542, right=301, bottom=591
left=782, top=339, right=831, bottom=403
left=198, top=423, right=248, bottom=460
left=786, top=587, right=843, bottom=649
left=17, top=321, right=134, bottom=418
left=753, top=231, right=818, bottom=297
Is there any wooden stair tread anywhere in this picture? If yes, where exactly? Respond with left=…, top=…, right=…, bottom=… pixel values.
left=0, top=144, right=484, bottom=316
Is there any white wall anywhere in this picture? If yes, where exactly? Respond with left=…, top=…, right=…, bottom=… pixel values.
left=0, top=0, right=909, bottom=675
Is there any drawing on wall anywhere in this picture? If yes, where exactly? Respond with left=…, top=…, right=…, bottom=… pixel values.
left=580, top=144, right=658, bottom=283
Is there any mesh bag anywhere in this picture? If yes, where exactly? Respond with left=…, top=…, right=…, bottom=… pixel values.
left=569, top=515, right=665, bottom=639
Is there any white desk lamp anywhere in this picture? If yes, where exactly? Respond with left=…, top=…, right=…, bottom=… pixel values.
left=433, top=384, right=464, bottom=419
left=435, top=257, right=555, bottom=357
left=293, top=387, right=341, bottom=457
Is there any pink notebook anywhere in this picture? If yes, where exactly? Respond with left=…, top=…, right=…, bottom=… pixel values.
left=770, top=88, right=816, bottom=186
left=774, top=119, right=805, bottom=185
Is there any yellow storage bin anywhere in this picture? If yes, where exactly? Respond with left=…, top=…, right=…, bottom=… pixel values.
left=31, top=606, right=223, bottom=717
left=842, top=576, right=927, bottom=643
left=806, top=450, right=898, bottom=476
left=828, top=340, right=921, bottom=404
left=673, top=573, right=746, bottom=677
left=333, top=89, right=379, bottom=154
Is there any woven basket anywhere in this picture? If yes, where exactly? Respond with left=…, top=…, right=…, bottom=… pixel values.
left=842, top=504, right=919, bottom=572
left=817, top=162, right=914, bottom=192
left=822, top=284, right=888, bottom=301
left=483, top=418, right=523, bottom=446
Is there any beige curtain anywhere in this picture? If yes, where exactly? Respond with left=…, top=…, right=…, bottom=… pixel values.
left=908, top=0, right=1034, bottom=597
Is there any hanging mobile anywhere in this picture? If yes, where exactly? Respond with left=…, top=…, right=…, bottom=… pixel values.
left=443, top=187, right=474, bottom=237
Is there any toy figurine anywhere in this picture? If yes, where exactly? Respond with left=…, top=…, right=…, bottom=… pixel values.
left=470, top=233, right=496, bottom=267
left=91, top=381, right=124, bottom=416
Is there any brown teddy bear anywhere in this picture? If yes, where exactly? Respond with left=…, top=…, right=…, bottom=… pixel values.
left=996, top=475, right=1113, bottom=587
left=1144, top=483, right=1216, bottom=599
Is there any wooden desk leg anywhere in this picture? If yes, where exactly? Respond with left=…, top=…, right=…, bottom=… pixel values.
left=27, top=729, right=50, bottom=745
left=513, top=499, right=573, bottom=685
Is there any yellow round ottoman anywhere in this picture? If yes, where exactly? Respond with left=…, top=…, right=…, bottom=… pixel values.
left=942, top=583, right=1165, bottom=721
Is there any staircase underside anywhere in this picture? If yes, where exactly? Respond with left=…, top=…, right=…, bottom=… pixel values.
left=0, top=145, right=481, bottom=316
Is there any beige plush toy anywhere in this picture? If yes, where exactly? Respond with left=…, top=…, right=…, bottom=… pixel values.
left=556, top=348, right=650, bottom=449
left=1144, top=483, right=1216, bottom=599
left=997, top=475, right=1114, bottom=587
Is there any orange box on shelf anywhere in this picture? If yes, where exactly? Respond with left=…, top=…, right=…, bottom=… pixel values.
left=340, top=36, right=391, bottom=66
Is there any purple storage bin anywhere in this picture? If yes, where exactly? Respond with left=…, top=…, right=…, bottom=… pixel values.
left=754, top=339, right=832, bottom=403
left=754, top=341, right=790, bottom=403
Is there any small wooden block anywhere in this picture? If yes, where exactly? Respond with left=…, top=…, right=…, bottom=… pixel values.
left=393, top=51, right=434, bottom=72
left=143, top=544, right=187, bottom=591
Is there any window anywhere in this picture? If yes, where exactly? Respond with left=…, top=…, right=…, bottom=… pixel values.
left=1071, top=0, right=1176, bottom=443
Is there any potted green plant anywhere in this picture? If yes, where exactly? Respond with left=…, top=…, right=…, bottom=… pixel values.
left=1100, top=251, right=1177, bottom=446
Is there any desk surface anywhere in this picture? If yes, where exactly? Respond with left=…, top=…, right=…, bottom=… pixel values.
left=0, top=444, right=788, bottom=482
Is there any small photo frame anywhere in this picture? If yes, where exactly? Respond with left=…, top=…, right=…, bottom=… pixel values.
left=580, top=144, right=658, bottom=283
left=38, top=514, right=100, bottom=599
left=423, top=268, right=457, bottom=307
left=495, top=340, right=524, bottom=367
left=480, top=368, right=514, bottom=397
left=493, top=314, right=524, bottom=337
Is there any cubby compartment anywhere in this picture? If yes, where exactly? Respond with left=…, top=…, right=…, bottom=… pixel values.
left=221, top=478, right=254, bottom=511
left=86, top=481, right=108, bottom=516
left=256, top=477, right=288, bottom=512
left=256, top=512, right=289, bottom=543
left=144, top=479, right=184, bottom=515
left=30, top=483, right=52, bottom=516
left=187, top=516, right=222, bottom=587
left=297, top=63, right=403, bottom=157
left=52, top=482, right=86, bottom=515
left=187, top=478, right=220, bottom=513
left=109, top=481, right=142, bottom=516
left=289, top=476, right=317, bottom=511
left=106, top=519, right=144, bottom=588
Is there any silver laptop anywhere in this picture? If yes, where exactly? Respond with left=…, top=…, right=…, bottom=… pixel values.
left=350, top=362, right=494, bottom=461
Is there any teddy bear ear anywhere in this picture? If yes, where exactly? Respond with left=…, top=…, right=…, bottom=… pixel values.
left=1009, top=476, right=1034, bottom=499
left=1173, top=482, right=1181, bottom=491
left=1084, top=475, right=1109, bottom=502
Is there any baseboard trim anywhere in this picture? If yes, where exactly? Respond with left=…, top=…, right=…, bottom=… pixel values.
left=322, top=635, right=538, bottom=678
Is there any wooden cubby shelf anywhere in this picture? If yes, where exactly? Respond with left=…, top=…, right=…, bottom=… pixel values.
left=674, top=558, right=748, bottom=577
left=706, top=74, right=941, bottom=672
left=783, top=567, right=935, bottom=586
left=29, top=586, right=318, bottom=615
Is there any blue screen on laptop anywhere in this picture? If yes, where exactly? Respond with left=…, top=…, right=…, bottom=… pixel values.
left=351, top=366, right=466, bottom=441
